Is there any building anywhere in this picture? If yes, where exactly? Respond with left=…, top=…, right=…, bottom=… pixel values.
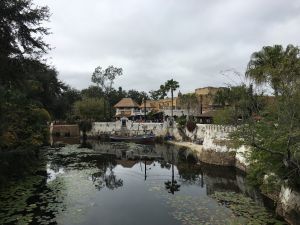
left=147, top=98, right=180, bottom=111
left=114, top=87, right=223, bottom=122
left=194, top=87, right=223, bottom=112
left=139, top=101, right=157, bottom=113
left=195, top=87, right=220, bottom=96
left=50, top=123, right=80, bottom=137
left=114, top=98, right=141, bottom=120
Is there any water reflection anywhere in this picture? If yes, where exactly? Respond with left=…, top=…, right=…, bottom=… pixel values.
left=48, top=139, right=269, bottom=203
left=47, top=164, right=64, bottom=183
left=91, top=159, right=123, bottom=191
left=0, top=139, right=285, bottom=225
left=165, top=147, right=181, bottom=194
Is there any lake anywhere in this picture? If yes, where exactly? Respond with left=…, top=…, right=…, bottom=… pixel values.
left=0, top=140, right=285, bottom=225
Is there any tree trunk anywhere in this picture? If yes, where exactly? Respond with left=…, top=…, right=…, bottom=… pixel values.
left=82, top=130, right=87, bottom=145
left=103, top=99, right=107, bottom=121
left=171, top=90, right=174, bottom=118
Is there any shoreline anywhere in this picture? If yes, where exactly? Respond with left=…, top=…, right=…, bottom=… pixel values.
left=168, top=140, right=245, bottom=171
left=168, top=140, right=300, bottom=225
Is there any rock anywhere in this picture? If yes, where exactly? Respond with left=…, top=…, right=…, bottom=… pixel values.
left=276, top=186, right=300, bottom=225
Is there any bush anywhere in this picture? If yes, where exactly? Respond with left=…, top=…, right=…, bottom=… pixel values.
left=176, top=115, right=187, bottom=129
left=186, top=119, right=197, bottom=132
left=213, top=107, right=236, bottom=125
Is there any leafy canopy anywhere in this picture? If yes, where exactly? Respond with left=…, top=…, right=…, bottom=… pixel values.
left=233, top=45, right=300, bottom=190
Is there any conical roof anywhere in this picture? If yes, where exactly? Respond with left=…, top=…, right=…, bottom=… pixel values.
left=114, top=98, right=140, bottom=108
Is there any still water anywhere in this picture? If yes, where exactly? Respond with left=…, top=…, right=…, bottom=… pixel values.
left=0, top=140, right=285, bottom=225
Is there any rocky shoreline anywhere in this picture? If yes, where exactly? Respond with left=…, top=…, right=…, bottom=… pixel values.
left=169, top=140, right=300, bottom=225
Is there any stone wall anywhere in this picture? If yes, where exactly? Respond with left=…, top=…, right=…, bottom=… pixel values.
left=88, top=121, right=248, bottom=171
left=89, top=122, right=251, bottom=170
left=88, top=121, right=169, bottom=137
left=181, top=124, right=250, bottom=170
left=175, top=124, right=299, bottom=225
left=276, top=186, right=300, bottom=225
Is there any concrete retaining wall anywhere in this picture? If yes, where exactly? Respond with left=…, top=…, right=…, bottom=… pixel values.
left=180, top=124, right=250, bottom=170
left=88, top=121, right=169, bottom=137
left=89, top=122, right=251, bottom=170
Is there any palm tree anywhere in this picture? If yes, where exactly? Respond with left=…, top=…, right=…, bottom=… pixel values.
left=245, top=45, right=299, bottom=96
left=164, top=79, right=180, bottom=119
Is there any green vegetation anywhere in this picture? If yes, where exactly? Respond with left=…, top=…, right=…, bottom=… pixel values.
left=91, top=65, right=123, bottom=121
left=213, top=84, right=264, bottom=125
left=214, top=45, right=300, bottom=193
left=0, top=1, right=151, bottom=153
left=149, top=85, right=168, bottom=100
left=73, top=98, right=107, bottom=142
left=211, top=191, right=285, bottom=224
left=178, top=93, right=199, bottom=117
left=73, top=98, right=107, bottom=122
left=149, top=79, right=180, bottom=101
left=1, top=2, right=299, bottom=214
left=0, top=0, right=56, bottom=150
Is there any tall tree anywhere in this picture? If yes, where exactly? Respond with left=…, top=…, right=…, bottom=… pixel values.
left=73, top=98, right=106, bottom=121
left=164, top=79, right=180, bottom=118
left=81, top=85, right=104, bottom=99
left=91, top=66, right=123, bottom=121
left=213, top=85, right=262, bottom=125
left=54, top=86, right=81, bottom=120
left=73, top=98, right=107, bottom=143
left=232, top=45, right=300, bottom=190
left=0, top=0, right=56, bottom=150
left=127, top=89, right=148, bottom=104
left=246, top=45, right=300, bottom=96
left=91, top=66, right=123, bottom=93
left=0, top=0, right=50, bottom=86
left=149, top=85, right=168, bottom=100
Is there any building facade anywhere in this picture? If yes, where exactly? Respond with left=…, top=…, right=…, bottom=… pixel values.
left=114, top=87, right=223, bottom=122
left=114, top=98, right=141, bottom=120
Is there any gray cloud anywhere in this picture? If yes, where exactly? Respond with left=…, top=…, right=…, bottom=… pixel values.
left=36, top=0, right=300, bottom=93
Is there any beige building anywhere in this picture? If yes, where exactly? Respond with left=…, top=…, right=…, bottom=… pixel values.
left=147, top=98, right=180, bottom=111
left=194, top=87, right=224, bottom=112
left=114, top=98, right=141, bottom=119
left=114, top=87, right=223, bottom=120
left=195, top=87, right=220, bottom=96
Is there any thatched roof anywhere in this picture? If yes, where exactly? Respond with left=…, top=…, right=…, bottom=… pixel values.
left=114, top=98, right=140, bottom=108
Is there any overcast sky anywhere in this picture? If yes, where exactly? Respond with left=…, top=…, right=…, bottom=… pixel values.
left=35, top=0, right=300, bottom=93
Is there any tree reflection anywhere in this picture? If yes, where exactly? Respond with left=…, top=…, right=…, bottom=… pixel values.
left=92, top=171, right=105, bottom=190
left=177, top=163, right=204, bottom=187
left=104, top=169, right=123, bottom=190
left=165, top=147, right=180, bottom=194
left=92, top=169, right=123, bottom=190
left=91, top=156, right=123, bottom=191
